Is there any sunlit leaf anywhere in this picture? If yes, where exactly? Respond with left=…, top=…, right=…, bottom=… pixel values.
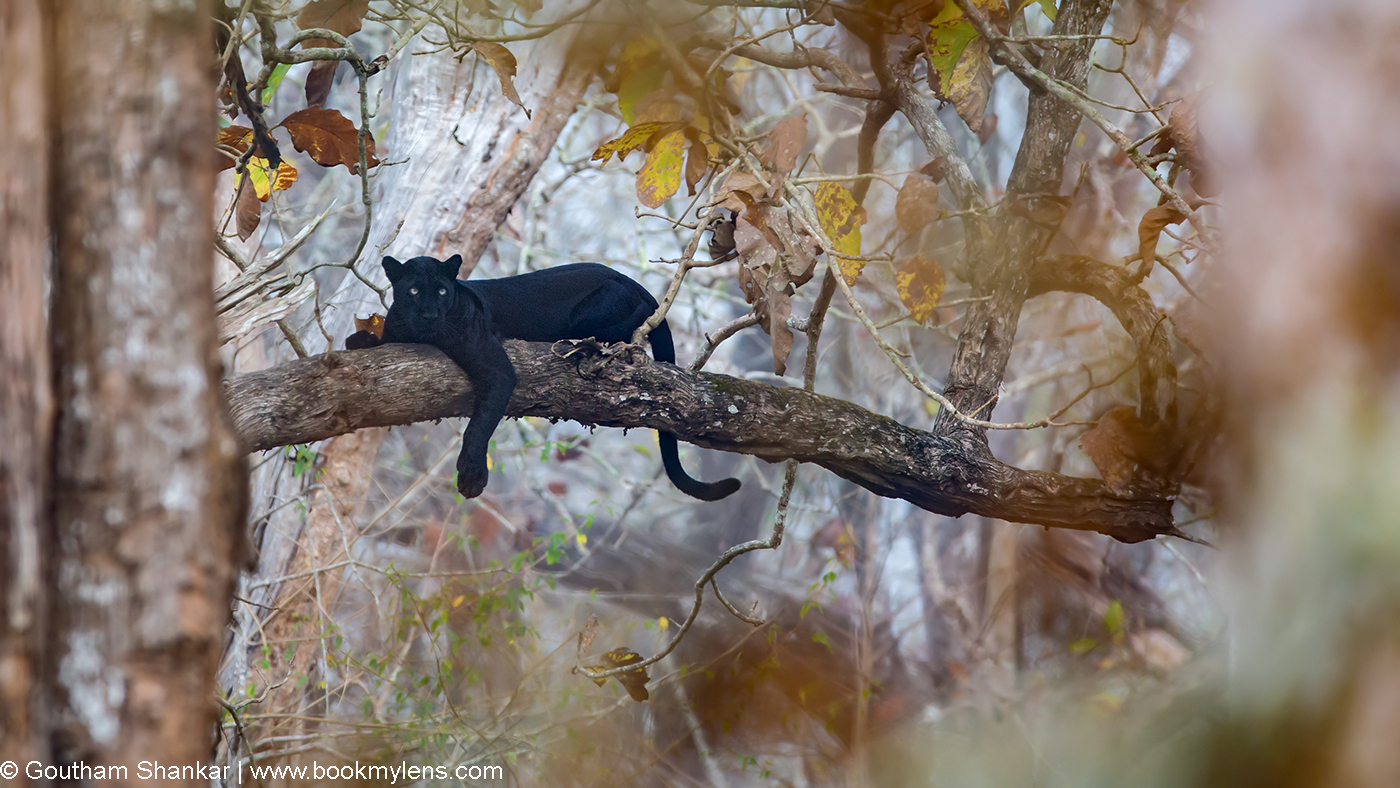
left=635, top=129, right=686, bottom=208
left=353, top=313, right=385, bottom=338
left=814, top=182, right=866, bottom=284
left=244, top=156, right=298, bottom=201
left=895, top=257, right=947, bottom=326
left=590, top=121, right=675, bottom=164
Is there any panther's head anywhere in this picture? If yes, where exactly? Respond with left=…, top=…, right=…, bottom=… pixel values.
left=383, top=254, right=468, bottom=334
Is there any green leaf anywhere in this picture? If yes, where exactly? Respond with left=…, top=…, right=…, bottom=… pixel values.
left=812, top=632, right=832, bottom=652
left=262, top=63, right=290, bottom=105
left=1070, top=637, right=1098, bottom=655
left=1104, top=600, right=1125, bottom=634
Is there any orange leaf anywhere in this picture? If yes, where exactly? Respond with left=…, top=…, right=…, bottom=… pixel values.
left=277, top=107, right=379, bottom=172
left=215, top=126, right=253, bottom=172
left=353, top=313, right=385, bottom=338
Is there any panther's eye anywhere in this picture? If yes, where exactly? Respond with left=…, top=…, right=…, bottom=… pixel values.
left=439, top=287, right=447, bottom=295
left=409, top=287, right=419, bottom=295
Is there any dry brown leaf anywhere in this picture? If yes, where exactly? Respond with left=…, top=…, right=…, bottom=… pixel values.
left=236, top=181, right=261, bottom=241
left=1167, top=94, right=1215, bottom=197
left=895, top=175, right=941, bottom=235
left=472, top=42, right=530, bottom=118
left=760, top=112, right=808, bottom=179
left=296, top=0, right=368, bottom=106
left=1137, top=205, right=1186, bottom=269
left=1079, top=406, right=1140, bottom=491
left=920, top=156, right=949, bottom=182
left=278, top=106, right=380, bottom=172
left=685, top=136, right=709, bottom=195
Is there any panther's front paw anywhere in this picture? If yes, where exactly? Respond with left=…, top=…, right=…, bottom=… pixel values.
left=345, top=330, right=383, bottom=350
left=456, top=462, right=488, bottom=500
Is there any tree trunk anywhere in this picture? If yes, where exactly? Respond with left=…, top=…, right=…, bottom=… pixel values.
left=0, top=0, right=53, bottom=771
left=44, top=0, right=245, bottom=775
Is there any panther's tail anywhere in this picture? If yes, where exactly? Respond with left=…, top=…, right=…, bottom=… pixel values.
left=648, top=321, right=742, bottom=502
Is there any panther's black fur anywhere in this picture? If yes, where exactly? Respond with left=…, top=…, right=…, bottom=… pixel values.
left=345, top=255, right=742, bottom=502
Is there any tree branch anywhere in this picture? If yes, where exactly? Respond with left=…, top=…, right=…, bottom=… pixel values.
left=225, top=342, right=1173, bottom=543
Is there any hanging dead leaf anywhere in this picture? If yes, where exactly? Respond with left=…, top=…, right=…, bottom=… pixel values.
left=814, top=182, right=866, bottom=284
left=895, top=257, right=947, bottom=325
left=920, top=157, right=949, bottom=182
left=717, top=171, right=766, bottom=212
left=760, top=112, right=808, bottom=179
left=1165, top=93, right=1216, bottom=197
left=277, top=107, right=379, bottom=172
left=353, top=313, right=385, bottom=338
left=684, top=136, right=709, bottom=195
left=1079, top=406, right=1141, bottom=491
left=635, top=129, right=686, bottom=208
left=591, top=121, right=675, bottom=164
left=586, top=647, right=650, bottom=702
left=708, top=212, right=737, bottom=259
left=244, top=156, right=298, bottom=201
left=296, top=0, right=368, bottom=106
left=235, top=181, right=261, bottom=241
left=1137, top=205, right=1186, bottom=269
left=895, top=175, right=941, bottom=235
left=949, top=37, right=993, bottom=133
left=215, top=126, right=253, bottom=172
left=472, top=42, right=530, bottom=118
left=297, top=0, right=369, bottom=45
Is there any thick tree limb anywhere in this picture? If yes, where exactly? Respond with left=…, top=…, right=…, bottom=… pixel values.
left=225, top=341, right=1172, bottom=543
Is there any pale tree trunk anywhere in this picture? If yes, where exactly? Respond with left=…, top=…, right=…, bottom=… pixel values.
left=224, top=9, right=604, bottom=761
left=0, top=0, right=53, bottom=770
left=42, top=0, right=246, bottom=777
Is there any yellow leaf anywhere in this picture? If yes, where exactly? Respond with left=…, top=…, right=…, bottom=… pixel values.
left=658, top=616, right=669, bottom=632
left=451, top=595, right=466, bottom=608
left=814, top=182, right=866, bottom=284
left=635, top=130, right=686, bottom=208
left=895, top=257, right=946, bottom=325
left=613, top=38, right=666, bottom=125
left=591, top=121, right=675, bottom=164
left=243, top=156, right=297, bottom=202
left=576, top=533, right=588, bottom=548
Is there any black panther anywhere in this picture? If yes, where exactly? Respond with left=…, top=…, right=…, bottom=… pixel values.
left=345, top=255, right=742, bottom=502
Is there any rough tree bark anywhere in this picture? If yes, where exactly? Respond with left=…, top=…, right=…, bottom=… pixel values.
left=223, top=307, right=1173, bottom=544
left=0, top=0, right=53, bottom=770
left=43, top=0, right=246, bottom=774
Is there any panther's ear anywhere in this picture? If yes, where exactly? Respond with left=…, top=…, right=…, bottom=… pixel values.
left=437, top=254, right=463, bottom=281
left=383, top=256, right=406, bottom=283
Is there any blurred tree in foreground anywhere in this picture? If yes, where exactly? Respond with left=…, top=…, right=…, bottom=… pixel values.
left=3, top=0, right=1400, bottom=785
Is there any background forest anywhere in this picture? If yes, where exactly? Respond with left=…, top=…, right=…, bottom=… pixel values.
left=3, top=0, right=1400, bottom=786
